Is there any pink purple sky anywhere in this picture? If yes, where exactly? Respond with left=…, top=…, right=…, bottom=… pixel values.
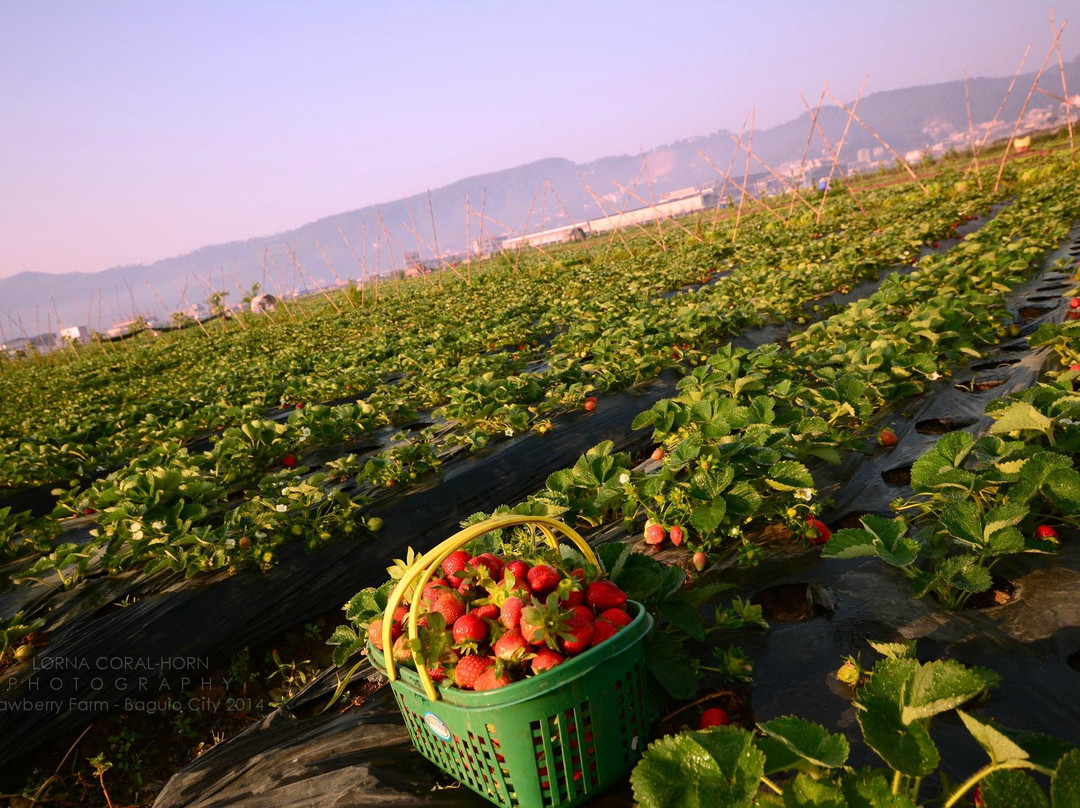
left=1, top=1, right=1075, bottom=280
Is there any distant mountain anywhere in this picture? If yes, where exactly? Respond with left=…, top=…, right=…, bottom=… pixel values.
left=4, top=57, right=1078, bottom=334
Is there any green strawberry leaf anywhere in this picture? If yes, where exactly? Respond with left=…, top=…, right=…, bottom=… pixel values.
left=989, top=401, right=1054, bottom=437
left=979, top=769, right=1049, bottom=808
left=642, top=631, right=699, bottom=700
left=841, top=768, right=918, bottom=808
left=958, top=710, right=1030, bottom=765
left=1052, top=748, right=1080, bottom=808
left=780, top=772, right=846, bottom=808
left=758, top=716, right=850, bottom=769
left=631, top=726, right=763, bottom=808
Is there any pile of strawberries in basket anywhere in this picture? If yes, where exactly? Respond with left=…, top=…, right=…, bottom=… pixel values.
left=368, top=549, right=633, bottom=692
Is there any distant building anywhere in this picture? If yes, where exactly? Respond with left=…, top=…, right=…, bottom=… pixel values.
left=2, top=332, right=59, bottom=357
left=60, top=325, right=91, bottom=344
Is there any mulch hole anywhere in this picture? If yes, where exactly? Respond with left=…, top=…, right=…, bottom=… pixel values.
left=1067, top=651, right=1080, bottom=674
left=1019, top=305, right=1056, bottom=320
left=915, top=417, right=977, bottom=435
left=970, top=357, right=1021, bottom=372
left=955, top=378, right=1006, bottom=393
left=881, top=465, right=913, bottom=486
left=962, top=576, right=1017, bottom=610
left=751, top=583, right=836, bottom=623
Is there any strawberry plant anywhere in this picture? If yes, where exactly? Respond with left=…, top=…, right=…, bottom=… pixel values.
left=631, top=644, right=1080, bottom=808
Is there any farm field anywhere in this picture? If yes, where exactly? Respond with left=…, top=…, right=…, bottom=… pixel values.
left=3, top=140, right=1080, bottom=807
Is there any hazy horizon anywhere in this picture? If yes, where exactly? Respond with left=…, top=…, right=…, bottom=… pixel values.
left=2, top=0, right=1076, bottom=281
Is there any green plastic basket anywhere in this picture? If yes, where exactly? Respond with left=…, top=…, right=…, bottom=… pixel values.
left=369, top=600, right=652, bottom=808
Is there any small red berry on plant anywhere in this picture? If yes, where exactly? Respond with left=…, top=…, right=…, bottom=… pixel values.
left=1035, top=525, right=1059, bottom=540
left=583, top=396, right=597, bottom=412
left=878, top=428, right=898, bottom=447
left=644, top=523, right=666, bottom=545
left=807, top=517, right=832, bottom=546
left=692, top=551, right=708, bottom=572
left=282, top=454, right=297, bottom=468
left=699, top=708, right=730, bottom=728
left=668, top=525, right=685, bottom=546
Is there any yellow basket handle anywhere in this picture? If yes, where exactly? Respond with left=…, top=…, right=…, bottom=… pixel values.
left=381, top=515, right=599, bottom=700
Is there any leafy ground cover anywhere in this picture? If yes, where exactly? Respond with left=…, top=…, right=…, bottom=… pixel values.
left=2, top=138, right=1079, bottom=806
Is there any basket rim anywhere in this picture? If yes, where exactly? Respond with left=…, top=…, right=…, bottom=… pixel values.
left=369, top=599, right=652, bottom=708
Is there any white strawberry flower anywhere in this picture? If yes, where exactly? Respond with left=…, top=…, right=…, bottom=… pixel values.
left=619, top=472, right=630, bottom=484
left=275, top=504, right=288, bottom=513
left=795, top=488, right=813, bottom=501
left=151, top=521, right=165, bottom=531
left=301, top=427, right=312, bottom=438
left=255, top=531, right=267, bottom=539
left=225, top=538, right=236, bottom=548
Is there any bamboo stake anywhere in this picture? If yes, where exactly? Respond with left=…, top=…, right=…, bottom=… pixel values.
left=697, top=148, right=786, bottom=224
left=710, top=111, right=750, bottom=228
left=797, top=94, right=868, bottom=218
left=732, top=108, right=756, bottom=242
left=283, top=242, right=342, bottom=314
left=577, top=173, right=636, bottom=258
left=639, top=149, right=666, bottom=251
left=789, top=83, right=828, bottom=219
left=465, top=191, right=473, bottom=282
left=723, top=135, right=817, bottom=217
left=377, top=211, right=401, bottom=297
left=968, top=44, right=1031, bottom=174
left=994, top=20, right=1067, bottom=192
left=477, top=189, right=488, bottom=267
left=964, top=71, right=982, bottom=188
left=1050, top=8, right=1075, bottom=165
left=426, top=188, right=445, bottom=274
left=604, top=161, right=656, bottom=257
left=256, top=245, right=296, bottom=321
left=313, top=235, right=354, bottom=308
left=825, top=89, right=927, bottom=194
left=817, top=74, right=868, bottom=222
left=544, top=178, right=594, bottom=259
left=338, top=226, right=367, bottom=307
left=611, top=179, right=704, bottom=242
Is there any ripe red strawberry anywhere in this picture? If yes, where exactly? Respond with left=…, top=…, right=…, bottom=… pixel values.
left=452, top=613, right=488, bottom=645
left=560, top=587, right=585, bottom=608
left=527, top=565, right=561, bottom=597
left=469, top=604, right=500, bottom=620
left=442, top=550, right=470, bottom=587
left=421, top=577, right=450, bottom=603
left=699, top=708, right=730, bottom=728
left=560, top=615, right=595, bottom=655
left=454, top=655, right=495, bottom=690
left=520, top=594, right=569, bottom=649
left=644, top=523, right=666, bottom=545
left=591, top=619, right=618, bottom=647
left=367, top=618, right=400, bottom=651
left=468, top=553, right=505, bottom=582
left=531, top=647, right=565, bottom=674
left=692, top=551, right=708, bottom=572
left=1071, top=298, right=1080, bottom=310
left=807, top=517, right=832, bottom=546
left=1035, top=525, right=1059, bottom=540
left=583, top=396, right=597, bottom=412
left=878, top=428, right=899, bottom=447
left=473, top=666, right=514, bottom=691
left=1070, top=364, right=1080, bottom=372
left=974, top=784, right=984, bottom=808
left=599, top=607, right=632, bottom=627
left=585, top=580, right=627, bottom=610
left=500, top=596, right=525, bottom=630
left=669, top=525, right=685, bottom=546
left=494, top=628, right=529, bottom=662
left=506, top=560, right=531, bottom=590
left=282, top=454, right=297, bottom=469
left=429, top=590, right=466, bottom=626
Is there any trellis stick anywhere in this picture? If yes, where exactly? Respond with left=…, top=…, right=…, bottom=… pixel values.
left=712, top=109, right=751, bottom=227
left=825, top=89, right=927, bottom=194
left=313, top=236, right=354, bottom=309
left=789, top=83, right=828, bottom=219
left=577, top=173, right=636, bottom=258
left=544, top=178, right=594, bottom=259
left=697, top=149, right=785, bottom=224
left=611, top=179, right=704, bottom=242
left=284, top=242, right=342, bottom=314
left=639, top=149, right=666, bottom=251
left=817, top=74, right=868, bottom=222
left=964, top=71, right=982, bottom=188
left=1050, top=8, right=1075, bottom=164
left=994, top=20, right=1067, bottom=192
left=724, top=134, right=817, bottom=217
left=796, top=95, right=866, bottom=216
left=732, top=108, right=756, bottom=242
left=338, top=226, right=367, bottom=306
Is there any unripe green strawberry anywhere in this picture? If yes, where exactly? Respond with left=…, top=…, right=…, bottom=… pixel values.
left=837, top=659, right=862, bottom=685
left=692, top=551, right=708, bottom=572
